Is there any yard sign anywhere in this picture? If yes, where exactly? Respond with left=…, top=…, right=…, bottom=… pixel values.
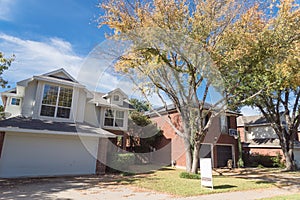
left=200, top=158, right=213, bottom=189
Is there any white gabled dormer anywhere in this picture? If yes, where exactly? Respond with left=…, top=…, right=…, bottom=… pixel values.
left=31, top=68, right=85, bottom=122
left=1, top=68, right=88, bottom=123
left=103, top=88, right=128, bottom=106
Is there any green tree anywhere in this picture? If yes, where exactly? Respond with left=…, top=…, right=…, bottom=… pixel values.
left=129, top=98, right=150, bottom=112
left=0, top=52, right=14, bottom=88
left=128, top=99, right=161, bottom=153
left=219, top=0, right=300, bottom=170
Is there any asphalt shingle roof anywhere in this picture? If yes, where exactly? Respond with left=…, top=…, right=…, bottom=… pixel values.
left=0, top=116, right=116, bottom=138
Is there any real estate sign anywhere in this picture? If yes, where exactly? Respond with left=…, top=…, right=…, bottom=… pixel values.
left=200, top=158, right=213, bottom=189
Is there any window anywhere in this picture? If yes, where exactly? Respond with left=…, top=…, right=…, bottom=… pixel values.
left=40, top=84, right=73, bottom=119
left=220, top=115, right=228, bottom=134
left=113, top=95, right=119, bottom=101
left=104, top=109, right=125, bottom=127
left=11, top=98, right=21, bottom=106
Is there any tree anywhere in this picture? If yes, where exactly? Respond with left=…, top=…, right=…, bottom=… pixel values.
left=0, top=52, right=14, bottom=88
left=99, top=0, right=260, bottom=173
left=219, top=0, right=300, bottom=170
left=129, top=98, right=150, bottom=112
left=128, top=99, right=161, bottom=153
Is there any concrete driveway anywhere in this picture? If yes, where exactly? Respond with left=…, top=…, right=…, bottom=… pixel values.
left=0, top=172, right=299, bottom=200
left=0, top=175, right=171, bottom=200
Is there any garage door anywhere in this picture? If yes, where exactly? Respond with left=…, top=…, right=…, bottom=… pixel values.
left=216, top=145, right=233, bottom=168
left=0, top=132, right=99, bottom=178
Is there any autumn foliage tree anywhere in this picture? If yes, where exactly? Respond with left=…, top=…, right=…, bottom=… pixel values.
left=99, top=0, right=299, bottom=172
left=219, top=0, right=300, bottom=170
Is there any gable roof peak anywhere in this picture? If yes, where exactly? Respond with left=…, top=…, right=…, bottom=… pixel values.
left=42, top=68, right=78, bottom=83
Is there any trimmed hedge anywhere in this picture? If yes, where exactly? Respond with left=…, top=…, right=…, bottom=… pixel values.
left=179, top=172, right=201, bottom=179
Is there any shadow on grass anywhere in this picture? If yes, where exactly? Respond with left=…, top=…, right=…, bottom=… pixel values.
left=214, top=184, right=237, bottom=189
left=255, top=180, right=275, bottom=184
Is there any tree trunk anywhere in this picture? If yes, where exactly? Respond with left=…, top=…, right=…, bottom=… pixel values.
left=183, top=137, right=192, bottom=172
left=281, top=133, right=296, bottom=171
left=283, top=149, right=295, bottom=171
left=191, top=142, right=201, bottom=173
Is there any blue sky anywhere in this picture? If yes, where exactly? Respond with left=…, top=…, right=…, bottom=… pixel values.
left=0, top=0, right=260, bottom=115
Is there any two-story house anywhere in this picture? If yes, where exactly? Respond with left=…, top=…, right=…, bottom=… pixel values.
left=237, top=115, right=300, bottom=168
left=148, top=104, right=239, bottom=169
left=0, top=68, right=133, bottom=178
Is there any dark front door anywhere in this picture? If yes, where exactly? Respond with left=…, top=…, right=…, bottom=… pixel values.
left=216, top=145, right=232, bottom=167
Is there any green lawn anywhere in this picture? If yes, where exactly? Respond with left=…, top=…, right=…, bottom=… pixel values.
left=260, top=193, right=300, bottom=200
left=121, top=168, right=274, bottom=196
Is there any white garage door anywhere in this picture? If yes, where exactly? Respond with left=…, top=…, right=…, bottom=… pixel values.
left=295, top=149, right=300, bottom=169
left=0, top=132, right=99, bottom=178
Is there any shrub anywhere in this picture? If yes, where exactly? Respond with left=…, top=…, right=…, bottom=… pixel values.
left=270, top=153, right=285, bottom=168
left=243, top=152, right=285, bottom=168
left=179, top=172, right=201, bottom=179
left=107, top=153, right=135, bottom=171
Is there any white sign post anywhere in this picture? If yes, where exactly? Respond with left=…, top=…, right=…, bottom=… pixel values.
left=200, top=158, right=213, bottom=190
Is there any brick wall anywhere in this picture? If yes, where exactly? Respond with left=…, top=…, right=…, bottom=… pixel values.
left=151, top=112, right=238, bottom=168
left=96, top=138, right=109, bottom=174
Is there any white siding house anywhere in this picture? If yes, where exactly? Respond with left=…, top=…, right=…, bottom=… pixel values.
left=0, top=68, right=133, bottom=178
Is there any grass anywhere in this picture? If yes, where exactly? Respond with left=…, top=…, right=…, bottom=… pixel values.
left=260, top=193, right=300, bottom=200
left=122, top=167, right=274, bottom=196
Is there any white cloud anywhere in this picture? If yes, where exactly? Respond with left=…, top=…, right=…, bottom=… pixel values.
left=0, top=33, right=167, bottom=107
left=240, top=106, right=261, bottom=116
left=0, top=33, right=83, bottom=82
left=0, top=0, right=16, bottom=21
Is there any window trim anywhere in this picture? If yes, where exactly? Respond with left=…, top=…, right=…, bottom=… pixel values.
left=39, top=83, right=73, bottom=120
left=103, top=108, right=125, bottom=128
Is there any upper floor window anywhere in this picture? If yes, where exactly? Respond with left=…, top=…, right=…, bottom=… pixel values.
left=113, top=95, right=120, bottom=101
left=220, top=115, right=228, bottom=134
left=11, top=98, right=21, bottom=106
left=104, top=109, right=125, bottom=127
left=40, top=84, right=73, bottom=119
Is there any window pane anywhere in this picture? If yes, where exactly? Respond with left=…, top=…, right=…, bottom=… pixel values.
left=40, top=105, right=55, bottom=117
left=116, top=110, right=124, bottom=119
left=105, top=109, right=114, bottom=117
left=104, top=118, right=114, bottom=126
left=11, top=98, right=20, bottom=106
left=42, top=85, right=58, bottom=105
left=220, top=115, right=228, bottom=134
left=56, top=107, right=71, bottom=118
left=58, top=87, right=73, bottom=107
left=115, top=119, right=124, bottom=127
left=113, top=95, right=119, bottom=101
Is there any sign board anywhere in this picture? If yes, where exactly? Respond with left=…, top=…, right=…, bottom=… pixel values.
left=200, top=158, right=213, bottom=189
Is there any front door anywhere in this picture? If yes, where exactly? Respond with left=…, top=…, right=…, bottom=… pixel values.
left=216, top=145, right=233, bottom=167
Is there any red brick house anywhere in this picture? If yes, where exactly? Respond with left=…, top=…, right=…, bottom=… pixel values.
left=148, top=105, right=239, bottom=168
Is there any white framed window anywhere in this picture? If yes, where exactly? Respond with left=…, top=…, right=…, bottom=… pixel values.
left=11, top=98, right=21, bottom=106
left=113, top=95, right=120, bottom=101
left=104, top=109, right=125, bottom=127
left=40, top=84, right=73, bottom=119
